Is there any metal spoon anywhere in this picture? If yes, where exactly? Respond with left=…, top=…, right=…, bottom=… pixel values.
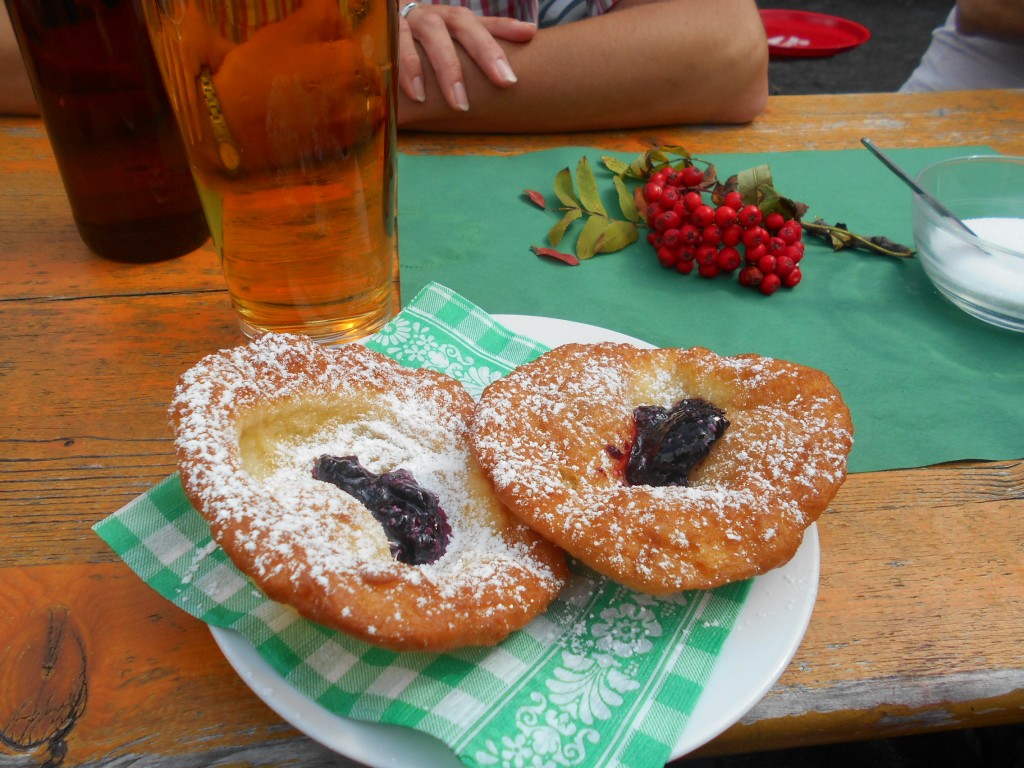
left=860, top=137, right=978, bottom=237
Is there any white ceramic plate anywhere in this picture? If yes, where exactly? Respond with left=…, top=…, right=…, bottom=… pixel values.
left=210, top=315, right=820, bottom=767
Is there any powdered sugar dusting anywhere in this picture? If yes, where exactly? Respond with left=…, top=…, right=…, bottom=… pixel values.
left=472, top=343, right=854, bottom=593
left=169, top=333, right=565, bottom=648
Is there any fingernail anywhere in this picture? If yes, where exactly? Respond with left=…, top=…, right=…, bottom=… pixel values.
left=494, top=58, right=517, bottom=84
left=451, top=81, right=469, bottom=111
left=412, top=75, right=426, bottom=102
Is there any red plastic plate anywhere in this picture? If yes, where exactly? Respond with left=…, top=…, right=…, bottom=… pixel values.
left=760, top=9, right=871, bottom=58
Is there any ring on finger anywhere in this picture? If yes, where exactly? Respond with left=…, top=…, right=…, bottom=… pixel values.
left=400, top=1, right=421, bottom=18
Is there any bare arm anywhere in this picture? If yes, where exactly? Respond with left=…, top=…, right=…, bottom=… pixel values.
left=0, top=4, right=38, bottom=115
left=397, top=0, right=768, bottom=133
left=955, top=0, right=1024, bottom=40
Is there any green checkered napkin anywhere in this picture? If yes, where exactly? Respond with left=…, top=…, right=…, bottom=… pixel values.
left=94, top=282, right=752, bottom=768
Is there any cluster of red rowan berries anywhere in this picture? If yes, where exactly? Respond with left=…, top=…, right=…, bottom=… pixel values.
left=643, top=165, right=805, bottom=296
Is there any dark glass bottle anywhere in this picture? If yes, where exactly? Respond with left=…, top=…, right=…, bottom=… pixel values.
left=5, top=0, right=209, bottom=262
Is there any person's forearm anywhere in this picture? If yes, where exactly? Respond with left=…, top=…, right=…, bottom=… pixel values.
left=397, top=0, right=768, bottom=132
left=956, top=0, right=1024, bottom=40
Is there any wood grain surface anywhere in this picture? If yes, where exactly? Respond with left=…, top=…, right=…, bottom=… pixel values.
left=1, top=89, right=1022, bottom=767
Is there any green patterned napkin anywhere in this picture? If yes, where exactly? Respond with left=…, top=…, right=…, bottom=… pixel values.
left=93, top=282, right=752, bottom=768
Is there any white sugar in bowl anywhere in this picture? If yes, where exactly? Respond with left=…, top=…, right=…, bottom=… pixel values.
left=912, top=155, right=1024, bottom=332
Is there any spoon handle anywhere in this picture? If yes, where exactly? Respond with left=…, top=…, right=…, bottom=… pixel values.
left=860, top=137, right=977, bottom=237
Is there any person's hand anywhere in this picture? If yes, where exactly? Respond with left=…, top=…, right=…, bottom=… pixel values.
left=397, top=1, right=536, bottom=112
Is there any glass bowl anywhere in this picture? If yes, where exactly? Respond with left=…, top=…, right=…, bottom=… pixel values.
left=912, top=155, right=1024, bottom=332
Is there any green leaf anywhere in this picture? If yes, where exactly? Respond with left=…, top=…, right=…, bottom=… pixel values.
left=659, top=145, right=692, bottom=159
left=623, top=145, right=693, bottom=180
left=553, top=167, right=579, bottom=208
left=595, top=220, right=639, bottom=253
left=633, top=185, right=649, bottom=223
left=641, top=148, right=672, bottom=177
left=575, top=214, right=610, bottom=260
left=736, top=164, right=774, bottom=204
left=574, top=216, right=639, bottom=259
left=766, top=190, right=809, bottom=221
left=575, top=157, right=606, bottom=215
left=613, top=176, right=640, bottom=222
left=625, top=156, right=649, bottom=179
left=624, top=148, right=662, bottom=179
left=758, top=183, right=784, bottom=212
left=548, top=207, right=583, bottom=246
left=602, top=156, right=629, bottom=176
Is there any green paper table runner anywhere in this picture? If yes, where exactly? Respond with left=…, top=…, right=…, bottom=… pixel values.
left=396, top=146, right=1024, bottom=474
left=94, top=283, right=753, bottom=768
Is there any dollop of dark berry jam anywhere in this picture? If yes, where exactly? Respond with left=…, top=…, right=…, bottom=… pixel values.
left=312, top=455, right=451, bottom=565
left=626, top=398, right=729, bottom=487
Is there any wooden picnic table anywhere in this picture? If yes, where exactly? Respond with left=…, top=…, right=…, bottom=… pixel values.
left=1, top=88, right=1022, bottom=766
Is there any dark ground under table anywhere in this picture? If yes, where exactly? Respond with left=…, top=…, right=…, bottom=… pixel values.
left=757, top=0, right=951, bottom=95
left=681, top=722, right=1024, bottom=767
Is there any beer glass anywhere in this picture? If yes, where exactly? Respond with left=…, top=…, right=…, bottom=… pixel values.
left=141, top=0, right=398, bottom=343
left=5, top=0, right=210, bottom=262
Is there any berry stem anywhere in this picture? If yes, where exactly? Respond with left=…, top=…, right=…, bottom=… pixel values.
left=801, top=217, right=915, bottom=258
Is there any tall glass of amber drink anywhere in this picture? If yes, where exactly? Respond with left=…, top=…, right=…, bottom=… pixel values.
left=141, top=0, right=397, bottom=343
